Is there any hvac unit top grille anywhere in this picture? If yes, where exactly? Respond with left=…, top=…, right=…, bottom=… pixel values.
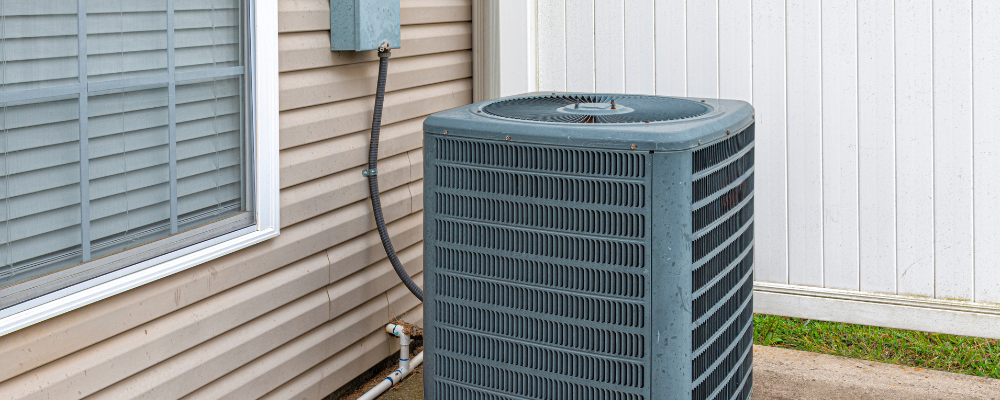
left=482, top=94, right=712, bottom=123
left=423, top=92, right=755, bottom=400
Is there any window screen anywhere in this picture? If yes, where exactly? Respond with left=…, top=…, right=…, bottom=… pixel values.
left=0, top=0, right=252, bottom=308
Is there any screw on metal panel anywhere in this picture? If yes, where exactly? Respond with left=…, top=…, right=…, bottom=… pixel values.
left=698, top=140, right=702, bottom=145
left=477, top=111, right=482, bottom=113
left=443, top=130, right=448, bottom=135
left=505, top=136, right=511, bottom=141
left=727, top=130, right=731, bottom=135
left=630, top=144, right=637, bottom=150
left=610, top=100, right=617, bottom=110
left=701, top=100, right=706, bottom=102
left=644, top=121, right=649, bottom=123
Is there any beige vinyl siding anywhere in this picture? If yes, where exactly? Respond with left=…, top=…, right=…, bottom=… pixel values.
left=0, top=0, right=471, bottom=398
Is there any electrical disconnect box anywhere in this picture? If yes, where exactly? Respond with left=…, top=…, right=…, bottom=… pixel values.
left=330, top=0, right=401, bottom=51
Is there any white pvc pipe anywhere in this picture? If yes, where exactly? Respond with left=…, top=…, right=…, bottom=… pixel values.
left=388, top=324, right=411, bottom=371
left=357, top=324, right=424, bottom=400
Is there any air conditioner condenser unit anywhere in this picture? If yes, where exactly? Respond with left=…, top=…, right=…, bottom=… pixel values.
left=422, top=93, right=756, bottom=400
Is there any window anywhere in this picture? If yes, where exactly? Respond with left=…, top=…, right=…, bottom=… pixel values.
left=0, top=0, right=278, bottom=333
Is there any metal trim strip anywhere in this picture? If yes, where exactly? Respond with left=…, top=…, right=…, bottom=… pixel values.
left=167, top=0, right=178, bottom=234
left=78, top=0, right=91, bottom=262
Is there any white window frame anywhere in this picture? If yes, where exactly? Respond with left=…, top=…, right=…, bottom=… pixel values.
left=0, top=0, right=280, bottom=336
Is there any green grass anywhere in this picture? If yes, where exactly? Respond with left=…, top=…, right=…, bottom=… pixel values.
left=753, top=314, right=1000, bottom=379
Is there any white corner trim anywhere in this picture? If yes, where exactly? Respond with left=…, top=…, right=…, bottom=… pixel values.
left=253, top=0, right=280, bottom=234
left=754, top=282, right=1000, bottom=340
left=0, top=0, right=281, bottom=337
left=472, top=0, right=500, bottom=102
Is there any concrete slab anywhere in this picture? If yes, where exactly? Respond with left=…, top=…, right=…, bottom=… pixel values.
left=367, top=346, right=1000, bottom=399
left=753, top=345, right=1000, bottom=400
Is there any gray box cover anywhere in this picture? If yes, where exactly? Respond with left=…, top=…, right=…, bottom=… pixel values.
left=330, top=0, right=401, bottom=51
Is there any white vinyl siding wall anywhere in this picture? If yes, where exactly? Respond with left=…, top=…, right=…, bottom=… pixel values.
left=498, top=0, right=1000, bottom=338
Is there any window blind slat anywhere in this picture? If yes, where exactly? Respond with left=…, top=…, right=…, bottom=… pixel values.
left=91, top=194, right=170, bottom=240
left=1, top=164, right=79, bottom=199
left=175, top=9, right=239, bottom=30
left=178, top=164, right=240, bottom=196
left=0, top=120, right=79, bottom=152
left=2, top=184, right=78, bottom=222
left=3, top=0, right=78, bottom=16
left=176, top=113, right=238, bottom=142
left=86, top=12, right=167, bottom=34
left=87, top=0, right=167, bottom=14
left=178, top=181, right=240, bottom=215
left=88, top=126, right=168, bottom=157
left=89, top=144, right=169, bottom=180
left=89, top=162, right=168, bottom=200
left=91, top=183, right=169, bottom=221
left=175, top=0, right=238, bottom=11
left=5, top=207, right=82, bottom=263
left=1, top=36, right=78, bottom=62
left=3, top=15, right=78, bottom=39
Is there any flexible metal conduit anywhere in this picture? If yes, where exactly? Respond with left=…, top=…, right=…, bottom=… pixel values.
left=358, top=47, right=425, bottom=400
left=366, top=48, right=424, bottom=301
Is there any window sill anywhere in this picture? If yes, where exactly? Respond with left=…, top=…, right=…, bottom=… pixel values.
left=0, top=225, right=279, bottom=336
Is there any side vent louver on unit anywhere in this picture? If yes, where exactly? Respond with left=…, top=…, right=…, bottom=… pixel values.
left=424, top=92, right=755, bottom=399
left=690, top=124, right=755, bottom=400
